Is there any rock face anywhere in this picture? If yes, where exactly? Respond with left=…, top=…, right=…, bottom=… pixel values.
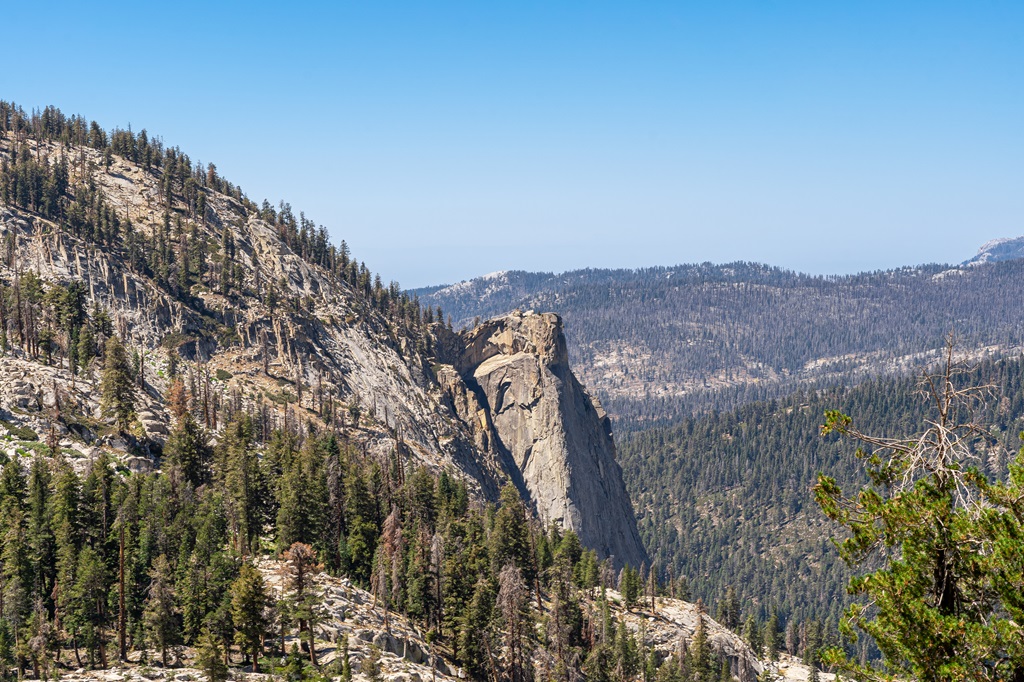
left=0, top=138, right=506, bottom=500
left=612, top=592, right=764, bottom=682
left=438, top=310, right=648, bottom=568
left=963, top=235, right=1024, bottom=265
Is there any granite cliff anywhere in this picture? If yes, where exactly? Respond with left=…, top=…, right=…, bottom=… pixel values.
left=434, top=310, right=648, bottom=568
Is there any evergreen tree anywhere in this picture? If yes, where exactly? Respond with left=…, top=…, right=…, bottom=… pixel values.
left=26, top=454, right=54, bottom=606
left=76, top=324, right=95, bottom=374
left=195, top=629, right=229, bottom=682
left=231, top=562, right=271, bottom=672
left=459, top=578, right=495, bottom=680
left=362, top=644, right=383, bottom=682
left=100, top=336, right=136, bottom=432
left=619, top=565, right=642, bottom=611
left=340, top=633, right=353, bottom=682
left=491, top=484, right=534, bottom=585
left=143, top=554, right=179, bottom=667
left=743, top=615, right=762, bottom=658
left=344, top=471, right=378, bottom=585
left=71, top=546, right=109, bottom=668
left=283, top=643, right=307, bottom=682
left=614, top=619, right=639, bottom=682
left=816, top=348, right=1024, bottom=679
left=164, top=411, right=211, bottom=488
left=217, top=416, right=267, bottom=555
left=496, top=564, right=531, bottom=682
left=281, top=542, right=322, bottom=665
left=763, top=612, right=780, bottom=662
left=685, top=615, right=715, bottom=682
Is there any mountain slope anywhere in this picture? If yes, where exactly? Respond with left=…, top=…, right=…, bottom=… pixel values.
left=0, top=102, right=644, bottom=566
left=618, top=352, right=1024, bottom=635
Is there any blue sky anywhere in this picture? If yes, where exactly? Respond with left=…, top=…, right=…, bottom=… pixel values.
left=5, top=2, right=1022, bottom=287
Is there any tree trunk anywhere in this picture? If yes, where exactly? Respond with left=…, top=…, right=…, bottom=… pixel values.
left=119, top=528, right=127, bottom=662
left=98, top=625, right=108, bottom=669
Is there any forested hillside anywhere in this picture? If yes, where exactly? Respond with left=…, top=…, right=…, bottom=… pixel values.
left=0, top=101, right=793, bottom=682
left=416, top=264, right=1024, bottom=423
left=617, top=351, right=1024, bottom=661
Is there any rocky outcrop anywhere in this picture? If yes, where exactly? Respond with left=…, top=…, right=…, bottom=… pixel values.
left=611, top=592, right=764, bottom=682
left=963, top=235, right=1024, bottom=265
left=438, top=310, right=647, bottom=568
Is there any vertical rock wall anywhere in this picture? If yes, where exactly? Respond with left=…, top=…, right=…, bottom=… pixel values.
left=438, top=311, right=648, bottom=568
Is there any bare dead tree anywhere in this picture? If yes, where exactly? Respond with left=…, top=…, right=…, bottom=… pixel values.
left=497, top=564, right=531, bottom=682
left=822, top=332, right=999, bottom=511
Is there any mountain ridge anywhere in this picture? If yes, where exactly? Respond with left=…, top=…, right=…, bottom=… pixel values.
left=415, top=258, right=1024, bottom=423
left=0, top=102, right=645, bottom=567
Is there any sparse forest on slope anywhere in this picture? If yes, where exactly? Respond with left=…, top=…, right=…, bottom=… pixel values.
left=617, top=352, right=1024, bottom=662
left=0, top=101, right=780, bottom=682
left=416, top=264, right=1024, bottom=423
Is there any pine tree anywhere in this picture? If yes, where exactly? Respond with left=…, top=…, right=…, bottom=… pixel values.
left=496, top=564, right=530, bottom=682
left=76, top=324, right=95, bottom=374
left=764, top=612, right=780, bottom=662
left=281, top=542, right=322, bottom=665
left=231, top=562, right=271, bottom=672
left=195, top=629, right=228, bottom=682
left=26, top=454, right=54, bottom=606
left=491, top=484, right=534, bottom=585
left=685, top=615, right=714, bottom=682
left=459, top=578, right=495, bottom=680
left=283, top=643, right=307, bottom=682
left=742, top=615, right=762, bottom=657
left=619, top=566, right=641, bottom=611
left=71, top=546, right=109, bottom=668
left=143, top=554, right=179, bottom=667
left=217, top=416, right=267, bottom=555
left=362, top=644, right=383, bottom=682
left=614, top=619, right=639, bottom=682
left=0, top=620, right=12, bottom=681
left=164, top=410, right=210, bottom=488
left=815, top=345, right=1024, bottom=679
left=100, top=336, right=136, bottom=432
left=340, top=633, right=353, bottom=682
left=344, top=471, right=378, bottom=585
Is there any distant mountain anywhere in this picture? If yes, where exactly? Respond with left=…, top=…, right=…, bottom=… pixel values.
left=963, top=236, right=1024, bottom=265
left=415, top=261, right=1024, bottom=424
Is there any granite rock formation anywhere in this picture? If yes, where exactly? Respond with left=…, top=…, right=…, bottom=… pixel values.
left=436, top=310, right=648, bottom=568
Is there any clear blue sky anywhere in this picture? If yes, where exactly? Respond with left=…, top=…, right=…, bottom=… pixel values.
left=5, top=2, right=1022, bottom=287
